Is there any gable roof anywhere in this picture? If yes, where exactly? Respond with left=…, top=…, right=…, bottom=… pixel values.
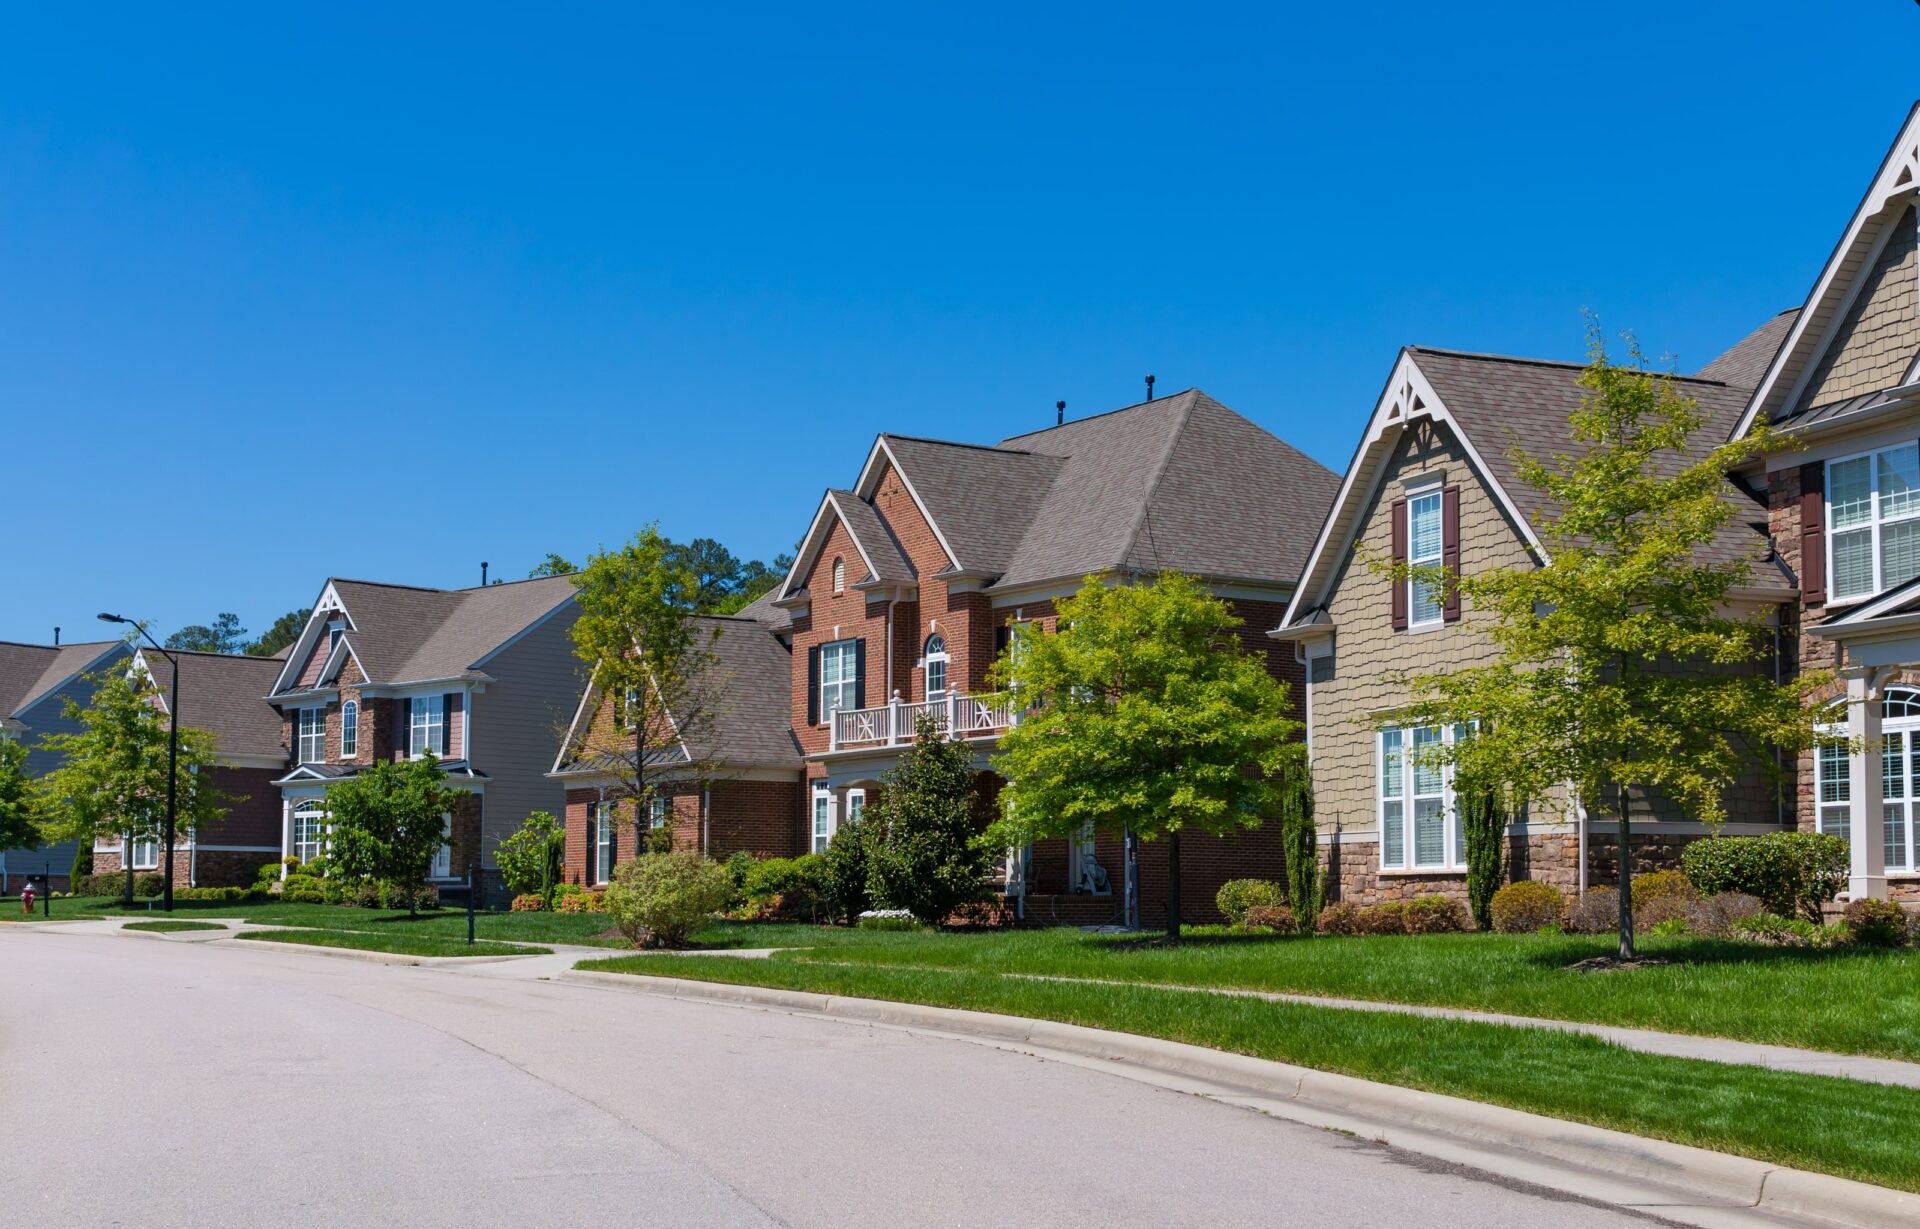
left=1733, top=102, right=1920, bottom=437
left=131, top=649, right=286, bottom=761
left=870, top=435, right=1064, bottom=576
left=0, top=640, right=127, bottom=722
left=1697, top=309, right=1799, bottom=389
left=271, top=574, right=577, bottom=695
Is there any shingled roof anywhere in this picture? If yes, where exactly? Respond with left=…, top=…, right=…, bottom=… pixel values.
left=132, top=649, right=287, bottom=761
left=0, top=640, right=126, bottom=721
left=1697, top=309, right=1799, bottom=389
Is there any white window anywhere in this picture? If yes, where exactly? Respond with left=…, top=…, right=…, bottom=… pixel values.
left=591, top=801, right=616, bottom=884
left=923, top=634, right=948, bottom=700
left=845, top=789, right=865, bottom=825
left=129, top=835, right=160, bottom=870
left=409, top=695, right=444, bottom=758
left=820, top=640, right=858, bottom=718
left=292, top=804, right=327, bottom=864
left=832, top=557, right=845, bottom=593
left=1407, top=488, right=1444, bottom=627
left=431, top=812, right=453, bottom=878
left=1378, top=723, right=1470, bottom=871
left=1814, top=688, right=1920, bottom=873
left=812, top=790, right=835, bottom=853
left=297, top=708, right=326, bottom=763
left=327, top=620, right=345, bottom=652
left=650, top=796, right=670, bottom=830
left=340, top=700, right=358, bottom=758
left=1829, top=443, right=1920, bottom=602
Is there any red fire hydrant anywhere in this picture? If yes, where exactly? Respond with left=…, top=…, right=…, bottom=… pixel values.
left=21, top=882, right=35, bottom=914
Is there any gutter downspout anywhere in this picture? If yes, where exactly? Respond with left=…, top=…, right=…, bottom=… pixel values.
left=701, top=787, right=711, bottom=856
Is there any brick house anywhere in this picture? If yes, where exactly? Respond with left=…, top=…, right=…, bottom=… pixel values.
left=0, top=637, right=131, bottom=891
left=264, top=575, right=582, bottom=894
left=550, top=596, right=805, bottom=885
left=769, top=389, right=1339, bottom=925
left=1274, top=102, right=1920, bottom=910
left=90, top=649, right=289, bottom=887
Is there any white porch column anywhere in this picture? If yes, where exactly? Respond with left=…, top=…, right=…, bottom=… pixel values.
left=1846, top=668, right=1889, bottom=901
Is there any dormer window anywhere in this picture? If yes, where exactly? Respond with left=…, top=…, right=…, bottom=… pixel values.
left=832, top=557, right=845, bottom=594
left=327, top=620, right=345, bottom=652
left=923, top=634, right=949, bottom=700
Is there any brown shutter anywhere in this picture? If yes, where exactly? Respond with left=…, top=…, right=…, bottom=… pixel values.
left=1800, top=462, right=1826, bottom=606
left=1441, top=486, right=1462, bottom=622
left=1390, top=498, right=1409, bottom=631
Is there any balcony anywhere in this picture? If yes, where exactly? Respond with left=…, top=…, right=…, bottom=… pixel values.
left=829, top=691, right=1020, bottom=752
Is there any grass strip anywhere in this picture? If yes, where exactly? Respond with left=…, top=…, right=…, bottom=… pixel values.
left=238, top=929, right=547, bottom=958
left=580, top=952, right=1920, bottom=1194
left=122, top=920, right=225, bottom=933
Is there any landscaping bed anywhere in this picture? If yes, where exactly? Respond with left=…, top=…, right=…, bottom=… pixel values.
left=235, top=929, right=549, bottom=958
left=122, top=920, right=225, bottom=933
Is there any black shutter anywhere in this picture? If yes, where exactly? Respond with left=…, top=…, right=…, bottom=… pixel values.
left=400, top=698, right=412, bottom=758
left=853, top=640, right=867, bottom=709
left=586, top=811, right=598, bottom=884
left=994, top=624, right=1011, bottom=655
left=806, top=646, right=821, bottom=726
left=442, top=694, right=455, bottom=756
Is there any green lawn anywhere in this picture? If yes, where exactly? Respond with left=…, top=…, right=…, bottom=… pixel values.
left=122, top=920, right=225, bottom=933
left=236, top=929, right=547, bottom=958
left=581, top=952, right=1920, bottom=1193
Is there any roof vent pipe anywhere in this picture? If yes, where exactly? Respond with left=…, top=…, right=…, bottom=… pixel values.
left=1056, top=400, right=1065, bottom=426
left=481, top=562, right=489, bottom=586
left=1145, top=374, right=1156, bottom=402
left=53, top=626, right=60, bottom=646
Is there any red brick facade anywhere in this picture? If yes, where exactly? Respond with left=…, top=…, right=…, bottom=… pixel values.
left=562, top=779, right=805, bottom=884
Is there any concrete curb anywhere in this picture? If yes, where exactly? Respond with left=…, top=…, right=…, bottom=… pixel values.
left=218, top=936, right=542, bottom=967
left=562, top=970, right=1916, bottom=1229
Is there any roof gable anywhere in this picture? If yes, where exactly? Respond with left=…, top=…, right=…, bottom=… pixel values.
left=776, top=489, right=916, bottom=603
left=131, top=648, right=287, bottom=761
left=0, top=640, right=127, bottom=721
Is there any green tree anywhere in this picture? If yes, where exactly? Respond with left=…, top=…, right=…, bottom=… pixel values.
left=323, top=756, right=454, bottom=915
left=246, top=610, right=307, bottom=657
left=36, top=668, right=231, bottom=893
left=0, top=740, right=39, bottom=858
left=1389, top=326, right=1826, bottom=958
left=529, top=553, right=577, bottom=578
left=713, top=551, right=795, bottom=614
left=1279, top=772, right=1322, bottom=934
left=166, top=612, right=247, bottom=654
left=1459, top=786, right=1506, bottom=932
left=497, top=810, right=566, bottom=907
left=863, top=716, right=995, bottom=925
left=667, top=538, right=744, bottom=611
left=991, top=573, right=1304, bottom=939
left=569, top=526, right=721, bottom=866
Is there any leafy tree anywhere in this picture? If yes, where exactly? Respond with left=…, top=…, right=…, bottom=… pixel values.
left=323, top=756, right=454, bottom=915
left=1389, top=327, right=1826, bottom=958
left=529, top=553, right=578, bottom=578
left=166, top=612, right=247, bottom=654
left=246, top=610, right=307, bottom=657
left=863, top=716, right=995, bottom=925
left=497, top=810, right=566, bottom=908
left=991, top=572, right=1304, bottom=939
left=714, top=551, right=795, bottom=614
left=36, top=668, right=232, bottom=896
left=569, top=526, right=722, bottom=864
left=667, top=538, right=744, bottom=612
left=0, top=740, right=39, bottom=857
left=819, top=816, right=872, bottom=923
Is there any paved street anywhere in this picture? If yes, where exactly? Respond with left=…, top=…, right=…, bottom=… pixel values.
left=2, top=928, right=1668, bottom=1228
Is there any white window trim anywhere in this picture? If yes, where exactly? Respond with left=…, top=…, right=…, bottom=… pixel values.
left=297, top=707, right=326, bottom=764
left=591, top=801, right=616, bottom=885
left=1815, top=689, right=1919, bottom=874
left=340, top=699, right=358, bottom=758
left=1377, top=722, right=1470, bottom=872
left=1406, top=484, right=1445, bottom=630
left=291, top=804, right=328, bottom=864
left=820, top=639, right=858, bottom=720
left=922, top=634, right=949, bottom=700
left=128, top=834, right=160, bottom=870
left=811, top=788, right=836, bottom=854
left=831, top=557, right=845, bottom=594
left=1826, top=442, right=1920, bottom=604
left=649, top=796, right=670, bottom=830
left=409, top=694, right=446, bottom=760
left=845, top=789, right=866, bottom=825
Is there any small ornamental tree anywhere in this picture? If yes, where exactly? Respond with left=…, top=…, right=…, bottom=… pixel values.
left=863, top=717, right=995, bottom=926
left=1386, top=325, right=1827, bottom=958
left=1458, top=785, right=1507, bottom=932
left=323, top=756, right=454, bottom=915
left=0, top=739, right=40, bottom=860
left=1278, top=772, right=1322, bottom=935
left=497, top=810, right=566, bottom=909
left=991, top=572, right=1304, bottom=939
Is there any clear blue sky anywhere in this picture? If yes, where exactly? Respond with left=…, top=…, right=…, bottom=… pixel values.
left=3, top=2, right=1915, bottom=645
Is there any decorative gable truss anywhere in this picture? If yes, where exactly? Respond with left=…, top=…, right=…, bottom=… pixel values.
left=267, top=582, right=355, bottom=696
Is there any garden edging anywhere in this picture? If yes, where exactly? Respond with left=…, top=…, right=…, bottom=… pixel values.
left=561, top=968, right=1915, bottom=1229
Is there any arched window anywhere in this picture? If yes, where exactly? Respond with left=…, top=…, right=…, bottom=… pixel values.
left=340, top=700, right=359, bottom=758
left=923, top=634, right=949, bottom=700
left=832, top=557, right=845, bottom=593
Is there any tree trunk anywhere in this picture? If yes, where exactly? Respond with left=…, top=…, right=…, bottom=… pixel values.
left=1616, top=795, right=1635, bottom=960
left=1165, top=829, right=1182, bottom=942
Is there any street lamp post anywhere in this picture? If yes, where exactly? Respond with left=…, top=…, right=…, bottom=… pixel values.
left=98, top=614, right=179, bottom=914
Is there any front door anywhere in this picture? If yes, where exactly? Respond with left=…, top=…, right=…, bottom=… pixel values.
left=431, top=812, right=452, bottom=878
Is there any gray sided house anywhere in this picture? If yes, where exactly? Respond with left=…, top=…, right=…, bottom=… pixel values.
left=0, top=638, right=132, bottom=890
left=265, top=575, right=583, bottom=896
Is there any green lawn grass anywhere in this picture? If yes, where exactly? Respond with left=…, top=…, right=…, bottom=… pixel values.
left=122, top=920, right=225, bottom=933
left=236, top=929, right=548, bottom=958
left=580, top=952, right=1920, bottom=1193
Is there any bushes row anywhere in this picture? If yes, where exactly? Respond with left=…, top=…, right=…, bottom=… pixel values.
left=1316, top=896, right=1468, bottom=936
left=276, top=873, right=437, bottom=910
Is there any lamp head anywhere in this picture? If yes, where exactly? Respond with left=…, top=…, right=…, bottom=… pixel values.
left=97, top=612, right=129, bottom=624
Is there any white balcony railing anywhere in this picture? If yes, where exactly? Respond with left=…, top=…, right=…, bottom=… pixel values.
left=830, top=690, right=1020, bottom=751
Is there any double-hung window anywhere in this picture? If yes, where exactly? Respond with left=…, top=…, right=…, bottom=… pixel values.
left=590, top=801, right=616, bottom=884
left=129, top=834, right=160, bottom=870
left=1814, top=687, right=1920, bottom=873
left=292, top=804, right=327, bottom=864
left=297, top=708, right=326, bottom=763
left=409, top=695, right=444, bottom=759
left=1407, top=487, right=1445, bottom=627
left=845, top=790, right=865, bottom=825
left=1378, top=723, right=1470, bottom=870
left=649, top=797, right=670, bottom=830
left=1829, top=443, right=1920, bottom=602
left=820, top=641, right=858, bottom=719
left=340, top=700, right=358, bottom=758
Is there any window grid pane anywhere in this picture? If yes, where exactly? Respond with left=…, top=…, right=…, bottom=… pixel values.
left=1880, top=444, right=1920, bottom=520
left=1833, top=530, right=1874, bottom=599
left=1883, top=518, right=1920, bottom=590
left=1382, top=800, right=1404, bottom=867
left=1830, top=456, right=1873, bottom=529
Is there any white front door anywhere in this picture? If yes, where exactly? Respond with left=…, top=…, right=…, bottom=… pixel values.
left=431, top=812, right=452, bottom=878
left=811, top=790, right=835, bottom=853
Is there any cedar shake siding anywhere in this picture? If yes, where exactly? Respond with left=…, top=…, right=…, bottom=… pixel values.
left=1796, top=205, right=1919, bottom=413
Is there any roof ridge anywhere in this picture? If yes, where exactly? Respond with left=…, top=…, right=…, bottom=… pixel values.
left=883, top=432, right=1036, bottom=457
left=454, top=572, right=578, bottom=593
left=0, top=639, right=116, bottom=651
left=329, top=577, right=459, bottom=595
left=999, top=388, right=1202, bottom=445
left=1115, top=390, right=1201, bottom=571
left=134, top=647, right=282, bottom=662
left=1411, top=346, right=1734, bottom=386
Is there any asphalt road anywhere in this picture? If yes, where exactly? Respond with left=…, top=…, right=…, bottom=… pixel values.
left=1, top=928, right=1669, bottom=1228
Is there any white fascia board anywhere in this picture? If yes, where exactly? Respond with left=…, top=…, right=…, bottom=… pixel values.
left=1733, top=106, right=1920, bottom=439
left=776, top=492, right=839, bottom=603
left=855, top=437, right=962, bottom=571
left=551, top=662, right=604, bottom=775
left=267, top=582, right=350, bottom=697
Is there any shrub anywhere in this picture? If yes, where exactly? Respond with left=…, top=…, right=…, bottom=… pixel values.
left=1633, top=870, right=1695, bottom=906
left=77, top=871, right=131, bottom=897
left=1565, top=888, right=1620, bottom=934
left=1459, top=788, right=1506, bottom=931
left=1683, top=891, right=1764, bottom=938
left=1280, top=773, right=1323, bottom=934
left=381, top=882, right=438, bottom=912
left=172, top=886, right=265, bottom=903
left=1732, top=912, right=1820, bottom=946
left=1355, top=901, right=1407, bottom=935
left=1315, top=901, right=1363, bottom=936
left=743, top=855, right=826, bottom=920
left=723, top=850, right=758, bottom=895
left=510, top=893, right=547, bottom=912
left=556, top=888, right=606, bottom=914
left=1843, top=898, right=1909, bottom=947
left=281, top=875, right=325, bottom=904
left=497, top=810, right=566, bottom=907
left=253, top=861, right=282, bottom=886
left=861, top=717, right=995, bottom=925
left=1681, top=833, right=1848, bottom=923
left=603, top=851, right=732, bottom=947
left=1243, top=904, right=1297, bottom=933
left=1634, top=892, right=1692, bottom=932
left=1215, top=879, right=1285, bottom=928
left=819, top=820, right=871, bottom=924
left=1650, top=917, right=1689, bottom=937
left=134, top=872, right=164, bottom=898
left=1489, top=881, right=1564, bottom=934
left=856, top=909, right=919, bottom=931
left=1403, top=895, right=1468, bottom=934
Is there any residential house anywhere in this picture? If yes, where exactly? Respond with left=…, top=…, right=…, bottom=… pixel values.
left=264, top=575, right=582, bottom=894
left=0, top=638, right=131, bottom=891
left=89, top=649, right=289, bottom=887
left=770, top=390, right=1339, bottom=924
left=550, top=593, right=805, bottom=885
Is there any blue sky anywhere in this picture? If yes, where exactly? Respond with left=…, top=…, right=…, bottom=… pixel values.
left=2, top=2, right=1915, bottom=645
